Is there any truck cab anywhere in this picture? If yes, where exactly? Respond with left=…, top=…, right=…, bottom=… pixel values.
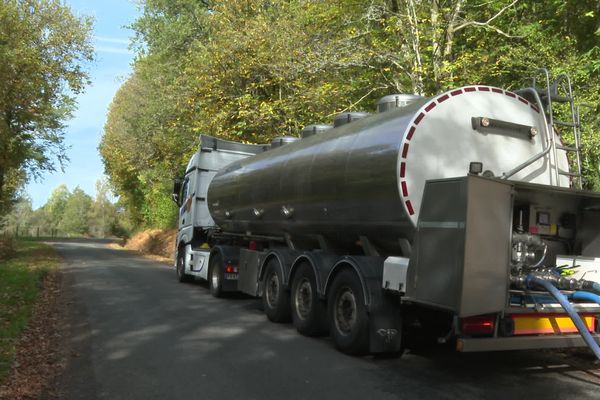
left=172, top=135, right=269, bottom=287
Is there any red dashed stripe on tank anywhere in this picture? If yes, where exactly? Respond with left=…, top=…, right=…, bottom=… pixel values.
left=402, top=143, right=409, bottom=158
left=405, top=201, right=414, bottom=215
left=414, top=112, right=425, bottom=125
left=401, top=182, right=408, bottom=197
left=399, top=85, right=542, bottom=217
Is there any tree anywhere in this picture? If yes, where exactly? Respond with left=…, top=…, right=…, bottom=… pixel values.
left=43, top=184, right=70, bottom=230
left=89, top=179, right=122, bottom=238
left=0, top=195, right=34, bottom=235
left=100, top=71, right=191, bottom=229
left=101, top=0, right=600, bottom=228
left=0, top=0, right=94, bottom=215
left=59, top=186, right=91, bottom=235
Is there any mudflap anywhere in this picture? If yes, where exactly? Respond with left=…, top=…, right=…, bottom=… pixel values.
left=368, top=294, right=403, bottom=353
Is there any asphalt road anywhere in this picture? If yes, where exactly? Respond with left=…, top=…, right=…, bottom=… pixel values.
left=52, top=239, right=600, bottom=400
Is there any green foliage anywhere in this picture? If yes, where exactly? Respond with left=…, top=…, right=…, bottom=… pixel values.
left=1, top=180, right=130, bottom=238
left=0, top=0, right=94, bottom=216
left=101, top=0, right=600, bottom=226
left=44, top=184, right=70, bottom=228
left=58, top=187, right=92, bottom=235
left=88, top=180, right=118, bottom=237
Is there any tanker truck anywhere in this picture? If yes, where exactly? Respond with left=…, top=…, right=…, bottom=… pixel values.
left=172, top=70, right=600, bottom=356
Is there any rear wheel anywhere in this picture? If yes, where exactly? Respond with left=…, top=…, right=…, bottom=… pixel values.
left=328, top=269, right=369, bottom=355
left=291, top=263, right=327, bottom=336
left=176, top=248, right=192, bottom=283
left=262, top=258, right=291, bottom=322
left=209, top=254, right=223, bottom=298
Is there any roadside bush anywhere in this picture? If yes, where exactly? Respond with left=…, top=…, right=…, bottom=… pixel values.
left=125, top=229, right=176, bottom=260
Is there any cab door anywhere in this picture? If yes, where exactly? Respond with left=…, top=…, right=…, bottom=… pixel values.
left=178, top=176, right=192, bottom=229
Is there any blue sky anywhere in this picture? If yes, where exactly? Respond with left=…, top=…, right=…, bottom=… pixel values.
left=25, top=0, right=140, bottom=209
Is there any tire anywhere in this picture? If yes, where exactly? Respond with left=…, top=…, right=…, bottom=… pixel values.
left=262, top=258, right=291, bottom=322
left=176, top=248, right=193, bottom=283
left=327, top=269, right=369, bottom=355
left=209, top=253, right=223, bottom=298
left=291, top=263, right=328, bottom=336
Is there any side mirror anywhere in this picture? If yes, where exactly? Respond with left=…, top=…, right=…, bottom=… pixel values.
left=172, top=178, right=182, bottom=206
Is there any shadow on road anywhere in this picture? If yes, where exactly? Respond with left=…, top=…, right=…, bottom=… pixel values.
left=51, top=239, right=600, bottom=400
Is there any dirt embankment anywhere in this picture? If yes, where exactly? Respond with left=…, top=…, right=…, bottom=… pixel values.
left=122, top=229, right=177, bottom=262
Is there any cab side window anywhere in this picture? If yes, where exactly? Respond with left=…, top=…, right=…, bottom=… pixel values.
left=180, top=178, right=190, bottom=205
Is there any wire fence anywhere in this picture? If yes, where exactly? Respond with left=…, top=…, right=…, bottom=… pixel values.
left=0, top=226, right=72, bottom=239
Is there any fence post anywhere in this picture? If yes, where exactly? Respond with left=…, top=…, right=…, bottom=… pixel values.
left=15, top=226, right=19, bottom=238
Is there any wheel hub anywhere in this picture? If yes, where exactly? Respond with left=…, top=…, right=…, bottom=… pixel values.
left=334, top=287, right=356, bottom=336
left=294, top=278, right=313, bottom=320
left=211, top=266, right=219, bottom=288
left=177, top=257, right=184, bottom=277
left=266, top=273, right=279, bottom=309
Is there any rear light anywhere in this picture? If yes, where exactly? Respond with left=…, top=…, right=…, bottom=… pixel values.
left=461, top=315, right=495, bottom=336
left=225, top=264, right=238, bottom=274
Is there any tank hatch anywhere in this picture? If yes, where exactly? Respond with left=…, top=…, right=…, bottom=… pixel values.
left=377, top=94, right=423, bottom=113
left=301, top=124, right=334, bottom=138
left=271, top=136, right=299, bottom=148
left=333, top=112, right=370, bottom=128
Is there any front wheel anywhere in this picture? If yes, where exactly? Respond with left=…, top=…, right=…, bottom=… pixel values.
left=327, top=269, right=369, bottom=355
left=176, top=248, right=192, bottom=283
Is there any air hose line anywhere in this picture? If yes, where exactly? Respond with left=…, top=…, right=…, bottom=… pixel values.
left=570, top=291, right=600, bottom=306
left=528, top=276, right=600, bottom=360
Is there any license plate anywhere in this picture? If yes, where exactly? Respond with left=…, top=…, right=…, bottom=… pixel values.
left=224, top=273, right=238, bottom=280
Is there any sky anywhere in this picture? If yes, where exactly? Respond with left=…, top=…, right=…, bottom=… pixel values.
left=25, top=0, right=140, bottom=209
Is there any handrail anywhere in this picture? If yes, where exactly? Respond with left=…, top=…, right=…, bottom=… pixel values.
left=554, top=73, right=582, bottom=189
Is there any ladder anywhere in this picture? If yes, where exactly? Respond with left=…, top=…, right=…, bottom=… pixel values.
left=531, top=68, right=583, bottom=189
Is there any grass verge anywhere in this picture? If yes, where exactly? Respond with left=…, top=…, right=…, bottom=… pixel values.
left=0, top=239, right=61, bottom=385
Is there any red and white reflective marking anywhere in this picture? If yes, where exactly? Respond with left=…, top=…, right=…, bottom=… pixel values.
left=399, top=85, right=541, bottom=217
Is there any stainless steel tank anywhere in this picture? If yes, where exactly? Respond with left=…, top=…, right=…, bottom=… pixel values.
left=207, top=86, right=569, bottom=254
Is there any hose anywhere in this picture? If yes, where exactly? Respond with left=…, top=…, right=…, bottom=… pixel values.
left=570, top=291, right=600, bottom=305
left=580, top=281, right=600, bottom=295
left=528, top=275, right=600, bottom=360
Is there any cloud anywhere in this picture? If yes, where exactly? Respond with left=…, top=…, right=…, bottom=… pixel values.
left=94, top=35, right=130, bottom=45
left=93, top=36, right=132, bottom=55
left=95, top=45, right=132, bottom=55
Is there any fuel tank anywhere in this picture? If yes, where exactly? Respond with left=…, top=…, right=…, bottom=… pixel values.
left=207, top=86, right=569, bottom=254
